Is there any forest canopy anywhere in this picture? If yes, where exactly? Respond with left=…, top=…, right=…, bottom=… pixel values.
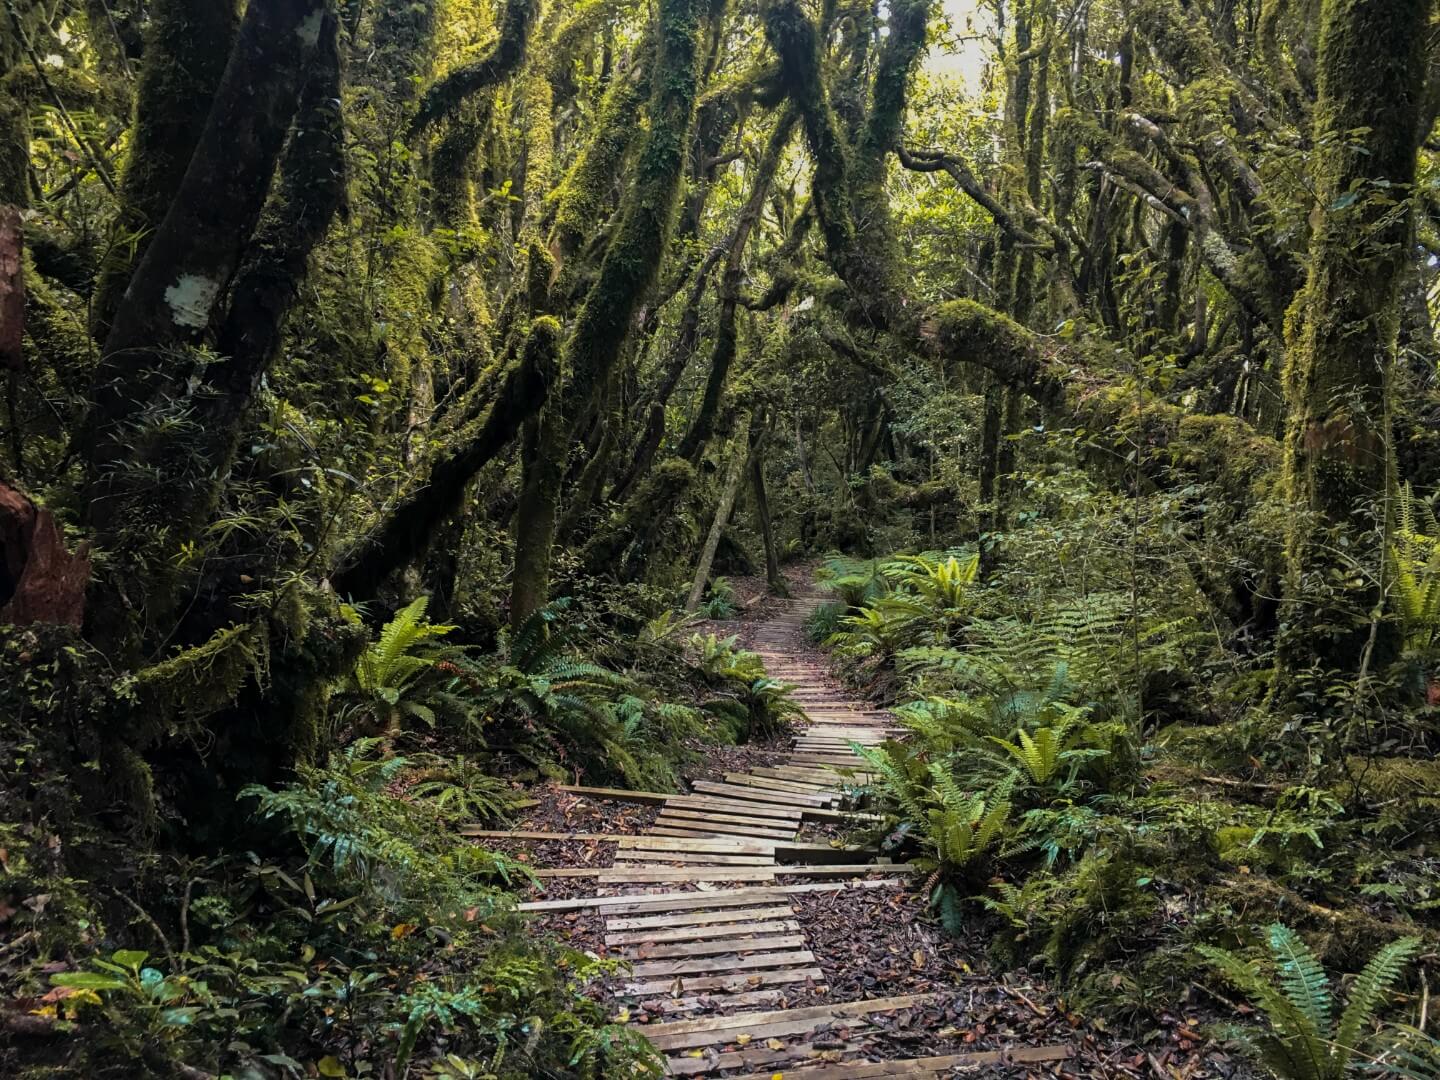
left=2, top=0, right=1440, bottom=1076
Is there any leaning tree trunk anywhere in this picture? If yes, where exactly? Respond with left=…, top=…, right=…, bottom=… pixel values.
left=1277, top=0, right=1430, bottom=681
left=686, top=413, right=753, bottom=613
left=749, top=421, right=788, bottom=597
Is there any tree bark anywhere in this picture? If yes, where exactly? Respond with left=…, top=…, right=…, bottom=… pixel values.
left=81, top=0, right=327, bottom=528
left=1277, top=0, right=1430, bottom=677
left=333, top=317, right=561, bottom=599
left=89, top=0, right=238, bottom=341
left=686, top=413, right=753, bottom=612
left=749, top=419, right=788, bottom=596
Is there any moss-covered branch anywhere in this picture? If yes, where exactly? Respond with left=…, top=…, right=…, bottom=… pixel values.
left=332, top=317, right=561, bottom=599
left=408, top=0, right=540, bottom=135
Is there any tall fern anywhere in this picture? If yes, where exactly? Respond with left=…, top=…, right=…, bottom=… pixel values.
left=1197, top=924, right=1422, bottom=1080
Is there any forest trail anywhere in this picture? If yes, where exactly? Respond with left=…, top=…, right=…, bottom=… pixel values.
left=511, top=591, right=1075, bottom=1077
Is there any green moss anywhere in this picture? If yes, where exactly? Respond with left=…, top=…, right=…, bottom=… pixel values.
left=126, top=622, right=270, bottom=725
left=927, top=299, right=1063, bottom=406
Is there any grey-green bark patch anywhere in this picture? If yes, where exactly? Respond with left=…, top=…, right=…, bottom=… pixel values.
left=163, top=273, right=221, bottom=329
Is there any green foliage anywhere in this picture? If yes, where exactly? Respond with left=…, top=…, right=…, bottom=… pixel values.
left=1390, top=483, right=1440, bottom=655
left=699, top=575, right=739, bottom=618
left=338, top=596, right=459, bottom=736
left=1197, top=925, right=1422, bottom=1080
left=689, top=632, right=802, bottom=739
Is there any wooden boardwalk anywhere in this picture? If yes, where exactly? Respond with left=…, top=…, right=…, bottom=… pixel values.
left=505, top=593, right=1071, bottom=1077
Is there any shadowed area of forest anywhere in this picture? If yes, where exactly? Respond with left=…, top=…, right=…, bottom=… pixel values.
left=1, top=0, right=1439, bottom=1076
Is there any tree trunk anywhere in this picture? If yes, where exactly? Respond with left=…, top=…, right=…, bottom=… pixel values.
left=1277, top=0, right=1430, bottom=678
left=750, top=422, right=788, bottom=597
left=510, top=403, right=566, bottom=631
left=686, top=414, right=753, bottom=613
left=81, top=0, right=327, bottom=526
left=89, top=0, right=239, bottom=341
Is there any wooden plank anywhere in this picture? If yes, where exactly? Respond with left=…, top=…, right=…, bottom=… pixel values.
left=650, top=825, right=798, bottom=843
left=629, top=949, right=816, bottom=979
left=517, top=878, right=905, bottom=913
left=637, top=992, right=936, bottom=1042
left=666, top=1041, right=863, bottom=1077
left=612, top=850, right=775, bottom=866
left=555, top=784, right=673, bottom=805
left=619, top=966, right=823, bottom=997
left=619, top=835, right=777, bottom=854
left=459, top=829, right=625, bottom=841
left=596, top=868, right=779, bottom=883
left=745, top=769, right=836, bottom=789
left=720, top=1045, right=1075, bottom=1080
left=691, top=780, right=833, bottom=808
left=631, top=986, right=811, bottom=1013
left=620, top=933, right=806, bottom=960
left=605, top=906, right=795, bottom=932
left=723, top=773, right=840, bottom=798
left=775, top=864, right=918, bottom=877
left=659, top=806, right=802, bottom=828
left=663, top=796, right=803, bottom=821
left=604, top=919, right=799, bottom=946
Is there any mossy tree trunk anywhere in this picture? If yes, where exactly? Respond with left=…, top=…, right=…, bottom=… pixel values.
left=1277, top=0, right=1430, bottom=680
left=515, top=0, right=711, bottom=612
left=686, top=413, right=753, bottom=612
left=749, top=415, right=788, bottom=597
left=89, top=0, right=239, bottom=342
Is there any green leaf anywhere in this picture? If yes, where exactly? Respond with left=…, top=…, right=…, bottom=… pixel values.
left=111, top=950, right=149, bottom=970
left=50, top=972, right=129, bottom=991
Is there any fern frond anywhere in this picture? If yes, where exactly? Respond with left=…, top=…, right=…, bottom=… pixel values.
left=1333, top=935, right=1422, bottom=1066
left=1267, top=924, right=1333, bottom=1037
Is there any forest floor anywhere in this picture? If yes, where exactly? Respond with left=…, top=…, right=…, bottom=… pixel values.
left=479, top=575, right=1260, bottom=1078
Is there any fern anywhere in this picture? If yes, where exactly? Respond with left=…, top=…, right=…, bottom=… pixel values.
left=1197, top=925, right=1422, bottom=1080
left=1390, top=481, right=1440, bottom=653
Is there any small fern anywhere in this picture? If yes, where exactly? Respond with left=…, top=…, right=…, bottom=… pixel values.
left=1197, top=924, right=1422, bottom=1080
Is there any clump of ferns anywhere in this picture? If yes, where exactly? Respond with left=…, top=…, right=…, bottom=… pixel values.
left=688, top=632, right=800, bottom=740
left=856, top=739, right=1015, bottom=928
left=1197, top=923, right=1423, bottom=1080
left=243, top=737, right=531, bottom=918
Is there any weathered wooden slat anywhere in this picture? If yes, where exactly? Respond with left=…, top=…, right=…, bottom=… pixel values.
left=637, top=992, right=935, bottom=1042
left=628, top=949, right=816, bottom=979
left=719, top=1045, right=1075, bottom=1080
left=662, top=796, right=802, bottom=821
left=775, top=863, right=918, bottom=877
left=650, top=825, right=798, bottom=843
left=459, top=829, right=625, bottom=841
left=722, top=773, right=841, bottom=798
left=618, top=835, right=776, bottom=854
left=604, top=919, right=799, bottom=946
left=629, top=986, right=808, bottom=1013
left=658, top=806, right=802, bottom=828
left=618, top=966, right=823, bottom=997
left=690, top=780, right=833, bottom=807
left=517, top=878, right=904, bottom=913
left=596, top=867, right=778, bottom=883
left=619, top=933, right=806, bottom=960
left=745, top=769, right=836, bottom=789
left=665, top=1041, right=863, bottom=1077
left=604, top=905, right=794, bottom=932
left=612, top=850, right=775, bottom=866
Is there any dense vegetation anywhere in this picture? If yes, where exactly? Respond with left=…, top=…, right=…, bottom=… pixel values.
left=2, top=0, right=1439, bottom=1075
